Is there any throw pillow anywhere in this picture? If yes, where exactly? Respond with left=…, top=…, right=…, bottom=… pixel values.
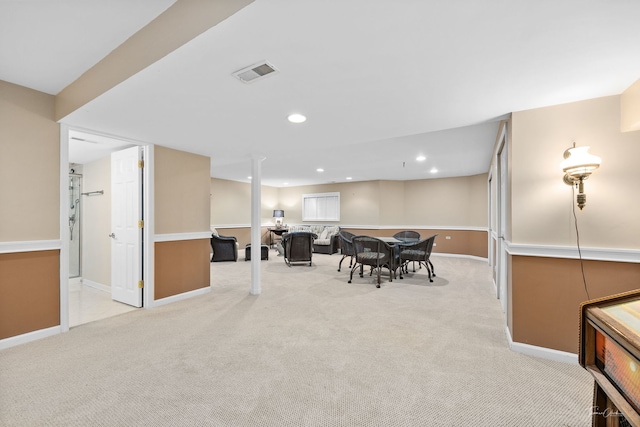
left=320, top=228, right=329, bottom=240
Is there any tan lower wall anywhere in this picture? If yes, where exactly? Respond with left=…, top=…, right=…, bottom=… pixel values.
left=0, top=250, right=60, bottom=340
left=510, top=255, right=640, bottom=353
left=210, top=227, right=270, bottom=249
left=343, top=228, right=488, bottom=259
left=213, top=227, right=487, bottom=258
left=215, top=227, right=259, bottom=248
left=155, top=240, right=210, bottom=300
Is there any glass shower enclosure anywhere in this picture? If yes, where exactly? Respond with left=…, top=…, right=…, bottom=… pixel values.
left=69, top=174, right=82, bottom=278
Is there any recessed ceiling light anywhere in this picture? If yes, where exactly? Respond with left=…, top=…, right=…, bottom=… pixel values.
left=283, top=182, right=289, bottom=186
left=346, top=177, right=352, bottom=180
left=247, top=176, right=252, bottom=179
left=317, top=168, right=324, bottom=172
left=430, top=168, right=438, bottom=174
left=416, top=155, right=426, bottom=161
left=288, top=113, right=306, bottom=123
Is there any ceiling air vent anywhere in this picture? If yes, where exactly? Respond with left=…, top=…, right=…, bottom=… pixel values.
left=232, top=61, right=278, bottom=84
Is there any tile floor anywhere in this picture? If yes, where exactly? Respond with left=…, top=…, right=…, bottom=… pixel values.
left=68, top=279, right=137, bottom=327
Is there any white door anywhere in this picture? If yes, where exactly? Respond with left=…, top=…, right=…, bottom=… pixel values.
left=111, top=146, right=143, bottom=307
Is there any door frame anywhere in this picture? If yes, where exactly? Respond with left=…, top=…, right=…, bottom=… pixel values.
left=487, top=171, right=494, bottom=281
left=494, top=123, right=509, bottom=315
left=59, top=124, right=155, bottom=332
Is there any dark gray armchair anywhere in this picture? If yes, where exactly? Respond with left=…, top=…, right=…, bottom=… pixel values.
left=282, top=231, right=317, bottom=266
left=210, top=233, right=238, bottom=262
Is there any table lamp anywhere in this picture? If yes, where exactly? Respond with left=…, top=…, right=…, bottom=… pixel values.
left=273, top=210, right=284, bottom=228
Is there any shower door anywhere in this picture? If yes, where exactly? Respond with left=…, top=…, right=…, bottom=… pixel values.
left=69, top=174, right=82, bottom=278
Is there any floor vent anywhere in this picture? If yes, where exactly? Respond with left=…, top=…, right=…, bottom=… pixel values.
left=232, top=61, right=278, bottom=83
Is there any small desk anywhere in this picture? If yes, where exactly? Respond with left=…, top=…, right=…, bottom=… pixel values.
left=268, top=228, right=288, bottom=248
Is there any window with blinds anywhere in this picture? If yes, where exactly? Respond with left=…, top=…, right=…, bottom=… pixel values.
left=302, top=192, right=340, bottom=221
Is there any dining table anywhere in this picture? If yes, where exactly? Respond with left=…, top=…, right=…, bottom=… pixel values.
left=371, top=237, right=405, bottom=277
left=375, top=236, right=402, bottom=244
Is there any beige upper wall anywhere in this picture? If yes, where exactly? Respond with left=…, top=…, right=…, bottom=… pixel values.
left=155, top=146, right=210, bottom=234
left=81, top=156, right=111, bottom=287
left=404, top=174, right=488, bottom=227
left=279, top=181, right=382, bottom=226
left=511, top=95, right=640, bottom=249
left=378, top=181, right=405, bottom=225
left=0, top=81, right=59, bottom=241
left=621, top=78, right=640, bottom=132
left=211, top=178, right=251, bottom=225
left=261, top=185, right=279, bottom=222
left=210, top=177, right=279, bottom=227
left=212, top=175, right=488, bottom=228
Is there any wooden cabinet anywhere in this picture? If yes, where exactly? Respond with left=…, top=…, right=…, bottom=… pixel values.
left=580, top=290, right=640, bottom=427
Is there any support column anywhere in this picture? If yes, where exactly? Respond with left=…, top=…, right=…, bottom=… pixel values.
left=250, top=155, right=265, bottom=295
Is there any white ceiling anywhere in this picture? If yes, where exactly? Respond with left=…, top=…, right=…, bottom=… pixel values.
left=3, top=0, right=640, bottom=187
left=0, top=0, right=176, bottom=95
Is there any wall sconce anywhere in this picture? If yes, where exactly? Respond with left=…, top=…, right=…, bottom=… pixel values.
left=273, top=209, right=285, bottom=228
left=561, top=143, right=601, bottom=210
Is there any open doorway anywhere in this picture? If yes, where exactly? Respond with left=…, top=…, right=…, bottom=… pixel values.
left=65, top=129, right=141, bottom=327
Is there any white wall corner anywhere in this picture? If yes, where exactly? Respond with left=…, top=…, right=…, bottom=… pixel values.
left=505, top=325, right=579, bottom=365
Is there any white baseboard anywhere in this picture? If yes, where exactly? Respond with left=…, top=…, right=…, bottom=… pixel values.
left=0, top=326, right=61, bottom=351
left=431, top=252, right=488, bottom=262
left=505, top=325, right=578, bottom=365
left=152, top=286, right=211, bottom=307
left=81, top=279, right=110, bottom=293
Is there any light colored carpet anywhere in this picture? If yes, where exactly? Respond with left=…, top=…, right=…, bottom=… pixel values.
left=0, top=252, right=593, bottom=426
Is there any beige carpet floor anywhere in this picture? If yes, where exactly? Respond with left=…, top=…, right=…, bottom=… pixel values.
left=0, top=252, right=593, bottom=426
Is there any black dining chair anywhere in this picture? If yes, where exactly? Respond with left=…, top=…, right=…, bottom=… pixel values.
left=393, top=230, right=421, bottom=271
left=397, top=234, right=437, bottom=282
left=393, top=230, right=420, bottom=242
left=349, top=236, right=395, bottom=288
left=337, top=230, right=356, bottom=272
